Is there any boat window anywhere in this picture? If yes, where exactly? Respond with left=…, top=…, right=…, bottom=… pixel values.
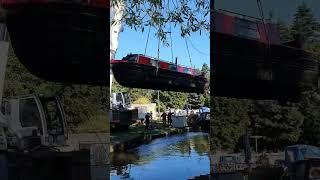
left=19, top=98, right=43, bottom=134
left=116, top=93, right=123, bottom=104
left=123, top=92, right=131, bottom=105
left=235, top=19, right=260, bottom=40
left=150, top=59, right=157, bottom=66
left=169, top=64, right=177, bottom=71
left=184, top=68, right=191, bottom=74
left=41, top=99, right=64, bottom=135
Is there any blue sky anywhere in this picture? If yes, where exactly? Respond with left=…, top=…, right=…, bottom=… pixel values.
left=115, top=10, right=210, bottom=70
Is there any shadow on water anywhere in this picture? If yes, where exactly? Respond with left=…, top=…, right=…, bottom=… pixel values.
left=111, top=132, right=210, bottom=180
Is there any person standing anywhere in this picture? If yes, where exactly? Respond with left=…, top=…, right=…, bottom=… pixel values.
left=145, top=112, right=150, bottom=130
left=161, top=111, right=167, bottom=126
left=167, top=111, right=173, bottom=126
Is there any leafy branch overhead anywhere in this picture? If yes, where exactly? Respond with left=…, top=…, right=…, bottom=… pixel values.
left=111, top=0, right=210, bottom=43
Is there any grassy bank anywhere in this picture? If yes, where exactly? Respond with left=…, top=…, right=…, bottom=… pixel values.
left=110, top=122, right=190, bottom=152
left=73, top=114, right=110, bottom=133
left=111, top=122, right=177, bottom=142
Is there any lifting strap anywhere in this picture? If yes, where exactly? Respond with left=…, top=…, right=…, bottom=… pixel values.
left=169, top=24, right=174, bottom=63
left=257, top=0, right=271, bottom=64
left=184, top=37, right=193, bottom=68
left=144, top=25, right=152, bottom=56
left=168, top=0, right=174, bottom=63
left=257, top=0, right=273, bottom=80
left=156, top=28, right=161, bottom=76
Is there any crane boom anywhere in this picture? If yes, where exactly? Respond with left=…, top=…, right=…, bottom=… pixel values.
left=110, top=1, right=125, bottom=92
left=0, top=22, right=9, bottom=150
left=0, top=22, right=9, bottom=114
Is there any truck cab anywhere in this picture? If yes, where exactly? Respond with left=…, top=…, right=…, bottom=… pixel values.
left=283, top=145, right=320, bottom=180
left=0, top=95, right=67, bottom=151
left=110, top=92, right=138, bottom=130
left=111, top=92, right=131, bottom=109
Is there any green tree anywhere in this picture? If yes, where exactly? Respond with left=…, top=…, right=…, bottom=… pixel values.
left=276, top=20, right=293, bottom=42
left=4, top=45, right=108, bottom=132
left=154, top=91, right=188, bottom=109
left=112, top=0, right=210, bottom=44
left=248, top=100, right=304, bottom=150
left=291, top=3, right=320, bottom=41
left=201, top=63, right=209, bottom=77
left=187, top=93, right=204, bottom=109
left=210, top=97, right=249, bottom=151
left=201, top=63, right=210, bottom=107
left=299, top=91, right=320, bottom=145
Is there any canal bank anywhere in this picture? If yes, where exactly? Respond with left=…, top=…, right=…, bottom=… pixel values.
left=110, top=122, right=193, bottom=153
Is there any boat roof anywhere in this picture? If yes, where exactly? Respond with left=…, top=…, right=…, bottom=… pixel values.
left=286, top=144, right=319, bottom=149
left=199, top=107, right=210, bottom=113
left=123, top=53, right=198, bottom=70
left=213, top=10, right=281, bottom=45
left=285, top=144, right=320, bottom=160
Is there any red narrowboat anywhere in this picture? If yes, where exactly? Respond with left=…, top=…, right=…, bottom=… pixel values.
left=212, top=10, right=319, bottom=101
left=1, top=0, right=108, bottom=85
left=111, top=54, right=208, bottom=93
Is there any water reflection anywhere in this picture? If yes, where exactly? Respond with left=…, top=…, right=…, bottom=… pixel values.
left=111, top=132, right=210, bottom=180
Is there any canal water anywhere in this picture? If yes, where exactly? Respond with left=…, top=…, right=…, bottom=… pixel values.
left=110, top=132, right=210, bottom=180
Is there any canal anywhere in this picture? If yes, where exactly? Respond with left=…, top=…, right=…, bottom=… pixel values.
left=110, top=132, right=210, bottom=180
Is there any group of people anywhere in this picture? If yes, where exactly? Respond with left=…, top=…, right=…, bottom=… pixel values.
left=160, top=111, right=173, bottom=127
left=143, top=110, right=175, bottom=130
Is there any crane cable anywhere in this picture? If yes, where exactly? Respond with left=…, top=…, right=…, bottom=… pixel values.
left=144, top=25, right=152, bottom=56
left=257, top=0, right=272, bottom=69
left=184, top=37, right=193, bottom=68
left=168, top=0, right=174, bottom=63
left=169, top=24, right=174, bottom=63
left=186, top=37, right=210, bottom=56
left=155, top=26, right=161, bottom=77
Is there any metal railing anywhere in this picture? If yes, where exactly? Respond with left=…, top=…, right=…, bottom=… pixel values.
left=134, top=54, right=202, bottom=76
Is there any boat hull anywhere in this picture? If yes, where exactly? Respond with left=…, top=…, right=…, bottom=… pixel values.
left=212, top=32, right=319, bottom=101
left=4, top=4, right=108, bottom=85
left=112, top=62, right=207, bottom=93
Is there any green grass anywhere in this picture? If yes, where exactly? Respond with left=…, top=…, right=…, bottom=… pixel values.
left=74, top=113, right=110, bottom=133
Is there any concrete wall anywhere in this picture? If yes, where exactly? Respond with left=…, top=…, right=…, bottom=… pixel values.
left=60, top=133, right=110, bottom=179
left=59, top=133, right=110, bottom=152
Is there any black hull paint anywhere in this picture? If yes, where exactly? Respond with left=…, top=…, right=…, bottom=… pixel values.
left=112, top=63, right=207, bottom=93
left=5, top=4, right=108, bottom=85
left=212, top=32, right=319, bottom=101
